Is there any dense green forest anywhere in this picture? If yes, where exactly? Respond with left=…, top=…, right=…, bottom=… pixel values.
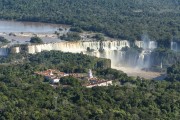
left=28, top=51, right=111, bottom=72
left=0, top=51, right=179, bottom=119
left=166, top=62, right=180, bottom=81
left=0, top=0, right=180, bottom=42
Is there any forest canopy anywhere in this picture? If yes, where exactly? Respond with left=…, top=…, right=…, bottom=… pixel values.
left=0, top=51, right=179, bottom=119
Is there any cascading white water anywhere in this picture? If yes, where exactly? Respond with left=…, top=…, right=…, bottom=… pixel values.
left=149, top=41, right=157, bottom=50
left=135, top=38, right=157, bottom=68
left=0, top=48, right=9, bottom=56
left=25, top=40, right=134, bottom=67
left=11, top=40, right=156, bottom=68
left=135, top=40, right=157, bottom=50
left=171, top=42, right=178, bottom=52
left=135, top=41, right=143, bottom=48
left=27, top=40, right=130, bottom=54
left=137, top=51, right=145, bottom=67
left=11, top=47, right=20, bottom=53
left=137, top=50, right=152, bottom=68
left=8, top=39, right=158, bottom=69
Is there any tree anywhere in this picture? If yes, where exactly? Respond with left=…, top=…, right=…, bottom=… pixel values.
left=60, top=76, right=81, bottom=86
left=0, top=36, right=9, bottom=44
left=92, top=34, right=105, bottom=41
left=60, top=33, right=81, bottom=41
left=30, top=37, right=43, bottom=44
left=70, top=27, right=83, bottom=33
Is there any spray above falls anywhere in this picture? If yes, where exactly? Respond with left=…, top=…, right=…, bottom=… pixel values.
left=110, top=34, right=158, bottom=69
left=137, top=35, right=157, bottom=68
left=171, top=41, right=180, bottom=52
left=142, top=34, right=157, bottom=50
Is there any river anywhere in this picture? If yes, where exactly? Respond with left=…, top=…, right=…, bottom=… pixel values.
left=0, top=20, right=68, bottom=33
left=0, top=20, right=69, bottom=44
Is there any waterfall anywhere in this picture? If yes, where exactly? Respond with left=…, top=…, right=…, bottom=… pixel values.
left=137, top=52, right=145, bottom=67
left=171, top=42, right=178, bottom=52
left=135, top=41, right=143, bottom=48
left=10, top=47, right=20, bottom=53
left=27, top=40, right=130, bottom=54
left=149, top=41, right=157, bottom=49
left=2, top=39, right=158, bottom=69
left=137, top=50, right=151, bottom=68
left=24, top=40, right=158, bottom=69
left=135, top=40, right=157, bottom=49
left=0, top=48, right=9, bottom=56
left=135, top=40, right=157, bottom=68
left=0, top=39, right=158, bottom=70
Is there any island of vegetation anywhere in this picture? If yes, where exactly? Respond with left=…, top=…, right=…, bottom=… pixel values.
left=30, top=36, right=43, bottom=44
left=0, top=36, right=9, bottom=45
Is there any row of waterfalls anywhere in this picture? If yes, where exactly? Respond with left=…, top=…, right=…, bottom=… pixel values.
left=27, top=40, right=130, bottom=54
left=24, top=40, right=157, bottom=68
left=0, top=40, right=179, bottom=69
left=171, top=42, right=180, bottom=52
